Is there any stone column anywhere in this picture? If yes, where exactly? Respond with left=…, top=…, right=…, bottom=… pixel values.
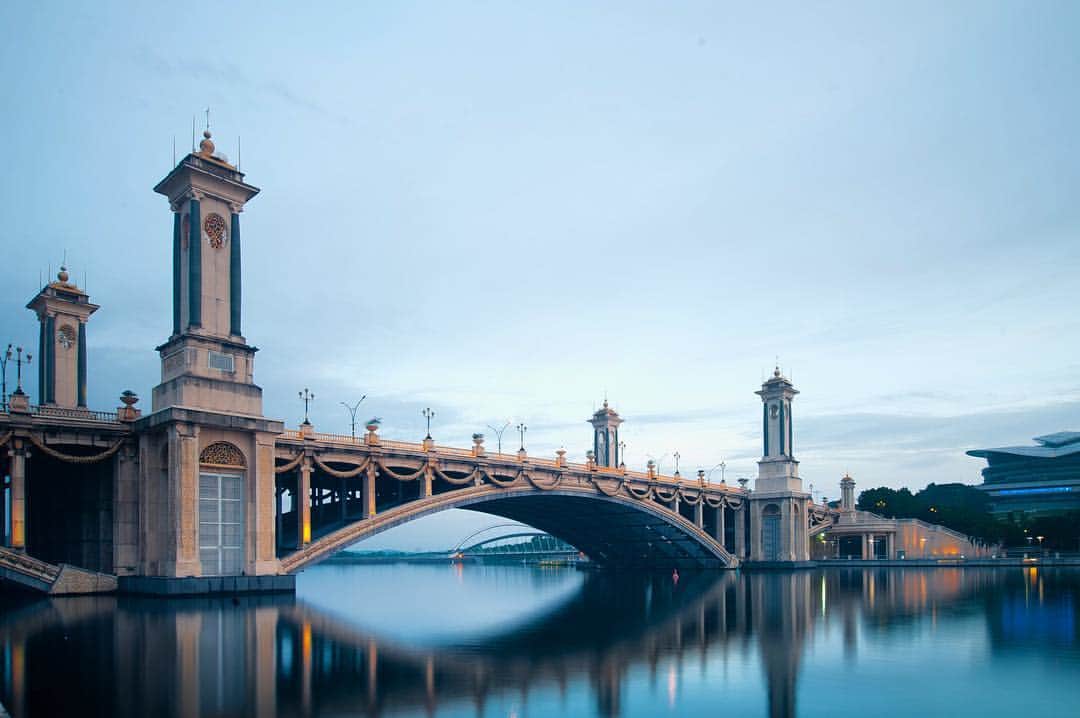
left=174, top=424, right=201, bottom=577
left=229, top=209, right=242, bottom=336
left=716, top=505, right=726, bottom=547
left=297, top=456, right=312, bottom=548
left=421, top=463, right=433, bottom=498
left=253, top=432, right=279, bottom=574
left=734, top=505, right=746, bottom=559
left=694, top=501, right=703, bottom=529
left=188, top=195, right=202, bottom=328
left=364, top=463, right=377, bottom=517
left=113, top=441, right=139, bottom=575
left=8, top=440, right=26, bottom=550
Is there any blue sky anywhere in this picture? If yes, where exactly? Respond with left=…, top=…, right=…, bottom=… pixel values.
left=2, top=2, right=1078, bottom=549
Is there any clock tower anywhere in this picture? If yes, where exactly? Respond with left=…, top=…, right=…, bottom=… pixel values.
left=130, top=126, right=283, bottom=583
left=749, top=367, right=811, bottom=563
left=151, top=128, right=262, bottom=415
left=27, top=267, right=99, bottom=408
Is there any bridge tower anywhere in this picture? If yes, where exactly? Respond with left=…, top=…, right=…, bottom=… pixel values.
left=127, top=127, right=285, bottom=589
left=589, top=400, right=623, bottom=468
left=26, top=267, right=99, bottom=408
left=749, top=367, right=810, bottom=563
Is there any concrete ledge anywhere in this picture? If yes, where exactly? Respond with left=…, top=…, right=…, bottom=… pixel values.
left=741, top=561, right=817, bottom=570
left=119, top=574, right=295, bottom=596
left=817, top=557, right=1080, bottom=568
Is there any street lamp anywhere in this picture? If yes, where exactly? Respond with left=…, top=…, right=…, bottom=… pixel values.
left=340, top=395, right=367, bottom=439
left=1037, top=535, right=1045, bottom=554
left=618, top=441, right=626, bottom=468
left=647, top=453, right=669, bottom=477
left=422, top=407, right=435, bottom=440
left=516, top=423, right=527, bottom=451
left=487, top=421, right=511, bottom=454
left=298, top=388, right=315, bottom=425
left=707, top=461, right=727, bottom=483
left=673, top=451, right=681, bottom=477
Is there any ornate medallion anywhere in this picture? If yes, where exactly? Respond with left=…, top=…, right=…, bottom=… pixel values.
left=203, top=213, right=227, bottom=249
left=57, top=324, right=76, bottom=350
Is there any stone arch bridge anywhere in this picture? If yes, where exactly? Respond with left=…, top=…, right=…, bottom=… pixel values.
left=273, top=428, right=829, bottom=572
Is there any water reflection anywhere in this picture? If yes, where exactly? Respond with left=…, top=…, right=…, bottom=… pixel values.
left=1, top=566, right=1078, bottom=717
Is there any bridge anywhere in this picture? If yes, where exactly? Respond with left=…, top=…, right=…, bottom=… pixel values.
left=273, top=428, right=752, bottom=572
left=0, top=138, right=844, bottom=595
left=449, top=524, right=579, bottom=561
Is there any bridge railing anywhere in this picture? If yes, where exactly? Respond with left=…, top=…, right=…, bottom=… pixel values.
left=276, top=426, right=750, bottom=493
left=30, top=404, right=121, bottom=424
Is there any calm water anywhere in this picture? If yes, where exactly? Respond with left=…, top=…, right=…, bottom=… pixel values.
left=1, top=564, right=1078, bottom=717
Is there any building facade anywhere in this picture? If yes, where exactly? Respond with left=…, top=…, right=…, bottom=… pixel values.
left=968, top=432, right=1080, bottom=519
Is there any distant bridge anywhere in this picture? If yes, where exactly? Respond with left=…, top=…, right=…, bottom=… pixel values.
left=449, top=525, right=580, bottom=561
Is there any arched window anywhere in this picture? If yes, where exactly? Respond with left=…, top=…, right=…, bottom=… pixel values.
left=198, top=441, right=245, bottom=576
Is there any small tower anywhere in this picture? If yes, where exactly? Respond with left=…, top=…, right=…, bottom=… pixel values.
left=26, top=267, right=99, bottom=408
left=840, top=473, right=856, bottom=512
left=588, top=400, right=623, bottom=468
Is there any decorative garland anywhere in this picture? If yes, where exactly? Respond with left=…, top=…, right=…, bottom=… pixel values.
left=313, top=455, right=370, bottom=479
left=274, top=453, right=304, bottom=474
left=0, top=432, right=11, bottom=449
left=590, top=475, right=622, bottom=497
left=482, top=468, right=521, bottom=488
left=27, top=434, right=123, bottom=464
left=524, top=471, right=561, bottom=491
left=654, top=487, right=678, bottom=502
left=625, top=482, right=653, bottom=500
left=375, top=460, right=425, bottom=481
left=679, top=490, right=703, bottom=506
left=433, top=466, right=480, bottom=486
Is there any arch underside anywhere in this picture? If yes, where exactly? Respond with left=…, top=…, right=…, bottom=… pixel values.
left=281, top=486, right=737, bottom=573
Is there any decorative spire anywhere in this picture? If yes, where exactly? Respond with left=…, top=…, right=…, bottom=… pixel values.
left=57, top=265, right=69, bottom=283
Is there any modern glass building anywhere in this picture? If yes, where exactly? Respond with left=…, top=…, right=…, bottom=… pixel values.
left=968, top=432, right=1080, bottom=519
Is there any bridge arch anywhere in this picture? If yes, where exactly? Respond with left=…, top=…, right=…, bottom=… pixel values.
left=280, top=484, right=737, bottom=573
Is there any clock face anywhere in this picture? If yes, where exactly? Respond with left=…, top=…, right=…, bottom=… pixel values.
left=57, top=324, right=76, bottom=350
left=203, top=213, right=227, bottom=249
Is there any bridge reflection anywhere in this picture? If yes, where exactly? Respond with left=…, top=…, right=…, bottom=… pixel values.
left=0, top=568, right=1064, bottom=718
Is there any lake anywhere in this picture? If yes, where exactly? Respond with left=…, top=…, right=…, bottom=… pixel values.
left=1, top=564, right=1077, bottom=717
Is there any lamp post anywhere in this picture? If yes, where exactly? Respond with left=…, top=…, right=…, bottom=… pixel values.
left=298, top=388, right=315, bottom=425
left=340, top=396, right=367, bottom=439
left=516, top=423, right=527, bottom=451
left=422, top=407, right=435, bottom=440
left=673, top=451, right=681, bottom=477
left=1, top=344, right=13, bottom=407
left=10, top=346, right=31, bottom=397
left=1037, top=535, right=1045, bottom=555
left=487, top=421, right=510, bottom=454
left=707, top=461, right=727, bottom=483
left=647, top=453, right=669, bottom=477
left=618, top=441, right=626, bottom=468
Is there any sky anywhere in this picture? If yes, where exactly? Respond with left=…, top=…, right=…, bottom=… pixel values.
left=1, top=2, right=1078, bottom=549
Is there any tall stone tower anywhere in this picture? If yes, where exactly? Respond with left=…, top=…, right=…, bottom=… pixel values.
left=128, top=127, right=284, bottom=587
left=151, top=128, right=261, bottom=415
left=589, top=400, right=623, bottom=468
left=27, top=267, right=99, bottom=408
left=749, top=367, right=810, bottom=563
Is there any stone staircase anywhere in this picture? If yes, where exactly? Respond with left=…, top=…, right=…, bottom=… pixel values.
left=0, top=546, right=116, bottom=595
